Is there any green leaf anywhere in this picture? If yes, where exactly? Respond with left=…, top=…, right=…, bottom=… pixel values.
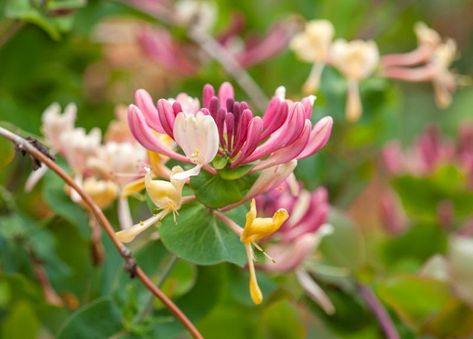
left=1, top=300, right=40, bottom=339
left=392, top=166, right=473, bottom=222
left=57, top=298, right=123, bottom=339
left=383, top=223, right=448, bottom=268
left=218, top=165, right=253, bottom=180
left=160, top=202, right=246, bottom=266
left=377, top=275, right=451, bottom=330
left=260, top=299, right=305, bottom=339
left=189, top=170, right=257, bottom=208
left=319, top=208, right=365, bottom=270
left=153, top=266, right=225, bottom=338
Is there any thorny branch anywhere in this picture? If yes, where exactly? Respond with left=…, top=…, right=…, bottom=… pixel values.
left=0, top=126, right=203, bottom=339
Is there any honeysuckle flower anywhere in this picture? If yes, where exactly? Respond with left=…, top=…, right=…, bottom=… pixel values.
left=128, top=83, right=332, bottom=183
left=115, top=166, right=186, bottom=243
left=431, top=39, right=457, bottom=108
left=330, top=39, right=379, bottom=121
left=60, top=127, right=102, bottom=176
left=256, top=181, right=335, bottom=314
left=25, top=103, right=77, bottom=192
left=42, top=102, right=77, bottom=153
left=104, top=105, right=136, bottom=143
left=81, top=177, right=119, bottom=209
left=290, top=19, right=335, bottom=93
left=87, top=142, right=147, bottom=187
left=240, top=199, right=289, bottom=305
left=381, top=23, right=462, bottom=109
left=145, top=166, right=185, bottom=213
left=172, top=112, right=219, bottom=180
left=381, top=22, right=441, bottom=68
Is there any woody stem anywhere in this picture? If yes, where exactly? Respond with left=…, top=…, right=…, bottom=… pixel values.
left=0, top=126, right=203, bottom=339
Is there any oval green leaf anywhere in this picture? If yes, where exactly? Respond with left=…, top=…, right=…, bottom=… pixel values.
left=159, top=202, right=246, bottom=266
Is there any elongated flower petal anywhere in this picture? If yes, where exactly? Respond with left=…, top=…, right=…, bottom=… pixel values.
left=135, top=89, right=165, bottom=133
left=115, top=212, right=164, bottom=243
left=173, top=112, right=219, bottom=178
left=297, top=116, right=333, bottom=159
left=253, top=120, right=311, bottom=171
left=128, top=105, right=189, bottom=163
left=245, top=160, right=297, bottom=198
left=241, top=199, right=289, bottom=244
left=145, top=167, right=185, bottom=211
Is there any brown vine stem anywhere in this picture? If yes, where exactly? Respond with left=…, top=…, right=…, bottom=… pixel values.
left=0, top=126, right=203, bottom=339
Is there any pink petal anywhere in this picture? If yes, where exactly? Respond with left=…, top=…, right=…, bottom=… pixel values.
left=253, top=119, right=311, bottom=171
left=261, top=98, right=288, bottom=140
left=157, top=99, right=176, bottom=137
left=203, top=84, right=215, bottom=108
left=297, top=116, right=333, bottom=160
left=218, top=82, right=234, bottom=108
left=135, top=89, right=165, bottom=133
left=128, top=105, right=188, bottom=162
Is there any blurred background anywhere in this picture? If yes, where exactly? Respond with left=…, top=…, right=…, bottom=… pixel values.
left=1, top=0, right=473, bottom=338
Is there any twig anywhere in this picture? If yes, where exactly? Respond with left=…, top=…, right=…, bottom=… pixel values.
left=119, top=0, right=269, bottom=111
left=0, top=126, right=203, bottom=339
left=357, top=283, right=399, bottom=339
left=214, top=210, right=243, bottom=235
left=28, top=246, right=64, bottom=307
left=89, top=216, right=105, bottom=265
left=188, top=30, right=268, bottom=111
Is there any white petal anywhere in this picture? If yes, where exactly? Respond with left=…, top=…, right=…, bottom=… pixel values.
left=171, top=164, right=202, bottom=181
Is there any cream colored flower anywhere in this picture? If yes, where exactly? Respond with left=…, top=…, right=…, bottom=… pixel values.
left=291, top=20, right=334, bottom=63
left=172, top=111, right=219, bottom=180
left=330, top=39, right=379, bottom=81
left=415, top=22, right=441, bottom=49
left=291, top=20, right=335, bottom=93
left=330, top=39, right=379, bottom=122
left=42, top=103, right=77, bottom=153
left=431, top=39, right=457, bottom=108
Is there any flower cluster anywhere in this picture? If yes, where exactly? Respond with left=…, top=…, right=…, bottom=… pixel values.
left=382, top=125, right=473, bottom=181
left=30, top=81, right=333, bottom=306
left=256, top=180, right=335, bottom=313
left=291, top=19, right=379, bottom=121
left=381, top=23, right=460, bottom=108
left=292, top=20, right=463, bottom=121
left=31, top=104, right=175, bottom=231
left=128, top=82, right=333, bottom=180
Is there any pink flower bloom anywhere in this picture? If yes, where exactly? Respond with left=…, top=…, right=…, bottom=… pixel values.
left=257, top=182, right=330, bottom=244
left=128, top=83, right=332, bottom=175
left=255, top=180, right=335, bottom=313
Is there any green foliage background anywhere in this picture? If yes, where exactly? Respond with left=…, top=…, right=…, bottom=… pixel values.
left=1, top=0, right=473, bottom=338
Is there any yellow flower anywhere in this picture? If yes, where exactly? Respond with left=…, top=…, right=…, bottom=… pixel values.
left=145, top=166, right=185, bottom=212
left=240, top=199, right=288, bottom=305
left=241, top=199, right=288, bottom=244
